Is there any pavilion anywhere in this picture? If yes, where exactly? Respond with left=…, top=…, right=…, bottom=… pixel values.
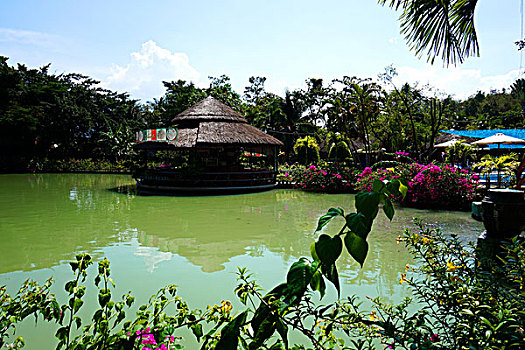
left=133, top=96, right=283, bottom=195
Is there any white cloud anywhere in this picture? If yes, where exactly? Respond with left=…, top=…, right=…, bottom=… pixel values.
left=393, top=65, right=521, bottom=99
left=0, top=28, right=60, bottom=48
left=102, top=40, right=201, bottom=101
left=388, top=37, right=399, bottom=44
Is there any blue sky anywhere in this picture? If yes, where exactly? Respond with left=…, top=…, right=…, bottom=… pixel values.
left=0, top=0, right=522, bottom=102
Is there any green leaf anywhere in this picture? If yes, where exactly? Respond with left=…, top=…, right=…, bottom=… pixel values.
left=372, top=179, right=386, bottom=193
left=191, top=323, right=203, bottom=341
left=55, top=326, right=69, bottom=343
left=315, top=207, right=344, bottom=231
left=73, top=316, right=82, bottom=329
left=215, top=311, right=248, bottom=350
left=310, top=242, right=320, bottom=262
left=115, top=310, right=126, bottom=326
left=395, top=178, right=408, bottom=198
left=92, top=309, right=103, bottom=322
left=309, top=270, right=326, bottom=299
left=65, top=281, right=76, bottom=294
left=355, top=191, right=380, bottom=220
left=251, top=284, right=287, bottom=332
left=125, top=295, right=135, bottom=307
left=275, top=318, right=289, bottom=349
left=344, top=232, right=369, bottom=267
left=72, top=298, right=84, bottom=313
left=250, top=317, right=277, bottom=350
left=286, top=258, right=315, bottom=297
left=345, top=213, right=370, bottom=238
left=399, top=182, right=408, bottom=198
left=98, top=290, right=111, bottom=308
left=315, top=234, right=343, bottom=266
left=383, top=198, right=395, bottom=221
left=321, top=263, right=340, bottom=297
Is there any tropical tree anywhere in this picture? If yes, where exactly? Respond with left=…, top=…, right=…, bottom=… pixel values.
left=326, top=131, right=352, bottom=164
left=474, top=153, right=519, bottom=188
left=152, top=80, right=206, bottom=126
left=293, top=136, right=320, bottom=164
left=329, top=76, right=382, bottom=166
left=243, top=76, right=285, bottom=131
left=379, top=0, right=479, bottom=65
left=444, top=140, right=473, bottom=167
left=207, top=75, right=243, bottom=111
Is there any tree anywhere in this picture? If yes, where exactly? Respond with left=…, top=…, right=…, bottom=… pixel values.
left=379, top=0, right=479, bottom=65
left=293, top=136, right=320, bottom=164
left=207, top=75, right=243, bottom=111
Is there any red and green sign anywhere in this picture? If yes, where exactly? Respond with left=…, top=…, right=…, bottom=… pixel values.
left=136, top=128, right=178, bottom=142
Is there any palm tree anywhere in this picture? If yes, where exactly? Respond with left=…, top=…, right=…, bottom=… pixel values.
left=379, top=0, right=479, bottom=65
left=474, top=154, right=519, bottom=188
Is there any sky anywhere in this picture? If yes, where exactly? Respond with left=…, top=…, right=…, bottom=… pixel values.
left=0, top=0, right=523, bottom=103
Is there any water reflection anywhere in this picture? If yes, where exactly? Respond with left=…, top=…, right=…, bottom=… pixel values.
left=0, top=174, right=483, bottom=286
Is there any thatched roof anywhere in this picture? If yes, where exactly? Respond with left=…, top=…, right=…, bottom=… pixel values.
left=172, top=96, right=247, bottom=123
left=135, top=96, right=283, bottom=150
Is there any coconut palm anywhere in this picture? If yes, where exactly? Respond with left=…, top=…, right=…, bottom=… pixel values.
left=379, top=0, right=479, bottom=65
left=474, top=153, right=519, bottom=188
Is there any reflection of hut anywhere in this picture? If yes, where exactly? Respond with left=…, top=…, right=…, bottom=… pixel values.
left=133, top=96, right=283, bottom=194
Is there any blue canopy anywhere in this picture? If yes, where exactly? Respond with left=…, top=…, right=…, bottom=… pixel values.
left=441, top=129, right=525, bottom=149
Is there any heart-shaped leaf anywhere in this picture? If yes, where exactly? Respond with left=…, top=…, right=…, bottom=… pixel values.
left=345, top=213, right=371, bottom=238
left=316, top=207, right=345, bottom=231
left=372, top=179, right=386, bottom=193
left=216, top=311, right=248, bottom=350
left=315, top=234, right=343, bottom=266
left=355, top=192, right=380, bottom=221
left=383, top=198, right=394, bottom=221
left=309, top=270, right=326, bottom=299
left=286, top=258, right=315, bottom=297
left=344, top=231, right=369, bottom=267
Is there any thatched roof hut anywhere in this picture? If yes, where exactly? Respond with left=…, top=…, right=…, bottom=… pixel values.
left=135, top=96, right=283, bottom=151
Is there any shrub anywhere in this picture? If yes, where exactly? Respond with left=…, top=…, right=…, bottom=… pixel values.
left=353, top=221, right=525, bottom=349
left=293, top=136, right=320, bottom=165
left=293, top=163, right=357, bottom=193
left=356, top=163, right=480, bottom=210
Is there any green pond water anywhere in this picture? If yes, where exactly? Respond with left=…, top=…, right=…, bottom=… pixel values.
left=0, top=174, right=484, bottom=349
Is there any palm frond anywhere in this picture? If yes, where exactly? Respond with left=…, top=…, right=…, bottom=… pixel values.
left=379, top=0, right=479, bottom=66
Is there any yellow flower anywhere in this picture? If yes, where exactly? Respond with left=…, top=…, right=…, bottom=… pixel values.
left=396, top=235, right=405, bottom=244
left=446, top=260, right=463, bottom=272
left=421, top=236, right=432, bottom=244
left=405, top=264, right=412, bottom=271
left=369, top=311, right=378, bottom=321
left=220, top=300, right=232, bottom=313
left=399, top=273, right=408, bottom=284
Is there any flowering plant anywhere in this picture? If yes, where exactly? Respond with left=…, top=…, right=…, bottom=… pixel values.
left=356, top=163, right=480, bottom=210
left=404, top=163, right=479, bottom=209
left=292, top=163, right=357, bottom=193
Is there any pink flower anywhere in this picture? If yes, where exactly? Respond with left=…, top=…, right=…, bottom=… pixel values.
left=430, top=333, right=440, bottom=342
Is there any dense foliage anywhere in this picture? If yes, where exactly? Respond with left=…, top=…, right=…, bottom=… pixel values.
left=0, top=57, right=142, bottom=170
left=2, top=55, right=524, bottom=172
left=356, top=162, right=480, bottom=210
left=284, top=163, right=356, bottom=193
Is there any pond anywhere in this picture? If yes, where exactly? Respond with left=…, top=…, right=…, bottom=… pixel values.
left=0, top=174, right=483, bottom=349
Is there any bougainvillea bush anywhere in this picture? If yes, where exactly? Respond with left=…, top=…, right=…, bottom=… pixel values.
left=293, top=163, right=357, bottom=193
left=356, top=163, right=480, bottom=210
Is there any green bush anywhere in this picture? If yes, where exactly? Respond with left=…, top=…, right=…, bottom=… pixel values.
left=293, top=136, right=320, bottom=165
